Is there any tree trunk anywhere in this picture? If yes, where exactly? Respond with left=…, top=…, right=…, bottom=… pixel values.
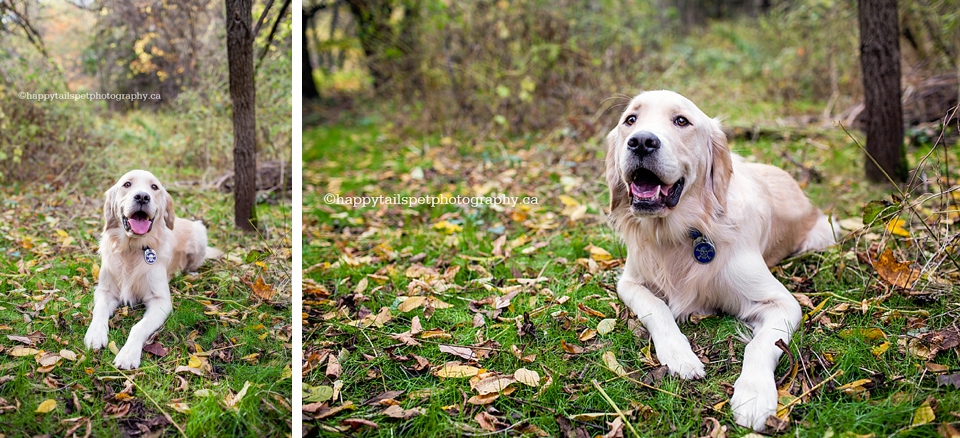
left=303, top=10, right=320, bottom=99
left=226, top=0, right=258, bottom=232
left=858, top=0, right=907, bottom=183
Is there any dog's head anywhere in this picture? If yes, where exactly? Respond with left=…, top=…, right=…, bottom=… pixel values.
left=103, top=170, right=175, bottom=236
left=605, top=90, right=732, bottom=218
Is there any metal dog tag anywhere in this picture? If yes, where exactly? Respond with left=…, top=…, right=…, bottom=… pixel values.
left=688, top=229, right=716, bottom=264
left=144, top=248, right=157, bottom=265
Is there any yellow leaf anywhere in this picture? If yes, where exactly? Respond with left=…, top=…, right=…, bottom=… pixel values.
left=108, top=341, right=119, bottom=354
left=886, top=219, right=910, bottom=237
left=602, top=351, right=627, bottom=376
left=8, top=346, right=40, bottom=357
left=912, top=400, right=935, bottom=426
left=584, top=244, right=612, bottom=262
left=435, top=364, right=480, bottom=378
left=432, top=220, right=462, bottom=234
left=35, top=399, right=56, bottom=413
left=872, top=342, right=890, bottom=357
left=188, top=356, right=203, bottom=368
left=398, top=296, right=427, bottom=312
left=558, top=195, right=580, bottom=207
left=115, top=393, right=134, bottom=401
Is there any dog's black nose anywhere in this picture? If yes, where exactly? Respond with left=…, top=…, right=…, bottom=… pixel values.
left=626, top=132, right=661, bottom=156
left=134, top=192, right=151, bottom=204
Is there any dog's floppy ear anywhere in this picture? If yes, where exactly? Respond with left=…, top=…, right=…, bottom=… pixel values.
left=102, top=185, right=120, bottom=232
left=162, top=189, right=176, bottom=230
left=605, top=128, right=628, bottom=214
left=706, top=118, right=733, bottom=212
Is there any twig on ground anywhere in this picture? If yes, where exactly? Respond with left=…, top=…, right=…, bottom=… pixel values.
left=591, top=379, right=641, bottom=438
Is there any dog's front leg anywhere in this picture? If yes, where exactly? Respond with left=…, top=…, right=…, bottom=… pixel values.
left=618, top=276, right=705, bottom=379
left=730, top=260, right=802, bottom=431
left=114, top=295, right=172, bottom=370
left=84, top=283, right=119, bottom=350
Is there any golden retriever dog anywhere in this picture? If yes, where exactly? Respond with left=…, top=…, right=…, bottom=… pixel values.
left=84, top=170, right=221, bottom=370
left=605, top=91, right=835, bottom=431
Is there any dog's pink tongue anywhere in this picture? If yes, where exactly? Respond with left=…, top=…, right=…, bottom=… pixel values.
left=129, top=217, right=151, bottom=235
left=630, top=182, right=660, bottom=200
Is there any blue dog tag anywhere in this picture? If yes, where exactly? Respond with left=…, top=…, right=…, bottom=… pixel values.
left=144, top=248, right=157, bottom=265
left=688, top=229, right=716, bottom=264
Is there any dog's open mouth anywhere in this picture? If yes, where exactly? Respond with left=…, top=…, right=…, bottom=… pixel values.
left=123, top=211, right=154, bottom=235
left=629, top=169, right=684, bottom=210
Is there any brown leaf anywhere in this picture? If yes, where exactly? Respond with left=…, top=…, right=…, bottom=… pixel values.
left=467, top=392, right=500, bottom=405
left=363, top=391, right=404, bottom=406
left=439, top=344, right=478, bottom=361
left=471, top=374, right=516, bottom=395
left=578, top=303, right=606, bottom=318
left=381, top=404, right=425, bottom=419
left=561, top=340, right=584, bottom=354
left=475, top=411, right=502, bottom=432
left=143, top=342, right=169, bottom=357
left=326, top=354, right=342, bottom=379
left=873, top=248, right=921, bottom=289
left=341, top=418, right=379, bottom=431
left=250, top=276, right=277, bottom=301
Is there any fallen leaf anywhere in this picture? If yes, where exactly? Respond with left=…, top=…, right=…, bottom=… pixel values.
left=381, top=404, right=425, bottom=419
left=514, top=368, right=541, bottom=387
left=167, top=402, right=190, bottom=413
left=143, top=342, right=169, bottom=357
left=912, top=399, right=935, bottom=426
left=597, top=318, right=616, bottom=335
left=398, top=296, right=427, bottom=312
left=8, top=346, right=40, bottom=357
left=250, top=276, right=277, bottom=301
left=35, top=399, right=56, bottom=413
left=561, top=340, right=584, bottom=354
left=585, top=244, right=613, bottom=262
left=471, top=374, right=516, bottom=395
left=435, top=364, right=480, bottom=378
left=225, top=381, right=252, bottom=410
left=59, top=349, right=78, bottom=361
left=602, top=351, right=627, bottom=377
left=475, top=411, right=501, bottom=432
left=439, top=345, right=478, bottom=361
left=873, top=248, right=921, bottom=289
left=886, top=218, right=910, bottom=237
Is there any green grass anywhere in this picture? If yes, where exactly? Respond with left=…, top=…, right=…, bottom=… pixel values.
left=303, top=115, right=960, bottom=436
left=0, top=132, right=292, bottom=437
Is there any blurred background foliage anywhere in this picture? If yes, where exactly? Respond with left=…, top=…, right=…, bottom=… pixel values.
left=305, top=0, right=958, bottom=139
left=0, top=0, right=291, bottom=185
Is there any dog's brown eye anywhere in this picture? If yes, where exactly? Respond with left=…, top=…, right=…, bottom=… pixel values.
left=123, top=182, right=131, bottom=188
left=151, top=184, right=159, bottom=190
left=674, top=116, right=690, bottom=127
left=625, top=115, right=637, bottom=126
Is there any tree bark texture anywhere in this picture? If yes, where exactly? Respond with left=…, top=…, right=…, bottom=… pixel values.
left=303, top=11, right=320, bottom=99
left=226, top=0, right=258, bottom=231
left=859, top=0, right=907, bottom=183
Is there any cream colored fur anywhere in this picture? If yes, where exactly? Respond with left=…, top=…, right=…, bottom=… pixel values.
left=605, top=91, right=835, bottom=431
left=83, top=170, right=220, bottom=369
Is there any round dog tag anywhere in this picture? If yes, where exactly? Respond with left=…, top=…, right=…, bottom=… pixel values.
left=693, top=235, right=715, bottom=264
left=144, top=248, right=157, bottom=265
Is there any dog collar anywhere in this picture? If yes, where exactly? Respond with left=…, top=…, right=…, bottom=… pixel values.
left=688, top=229, right=715, bottom=264
left=143, top=246, right=157, bottom=265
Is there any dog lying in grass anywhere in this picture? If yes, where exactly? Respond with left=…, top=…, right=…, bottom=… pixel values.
left=84, top=170, right=221, bottom=370
left=604, top=90, right=835, bottom=430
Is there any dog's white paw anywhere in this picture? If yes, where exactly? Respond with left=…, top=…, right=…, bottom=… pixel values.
left=731, top=374, right=778, bottom=431
left=113, top=344, right=142, bottom=370
left=656, top=345, right=705, bottom=379
left=84, top=325, right=109, bottom=350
